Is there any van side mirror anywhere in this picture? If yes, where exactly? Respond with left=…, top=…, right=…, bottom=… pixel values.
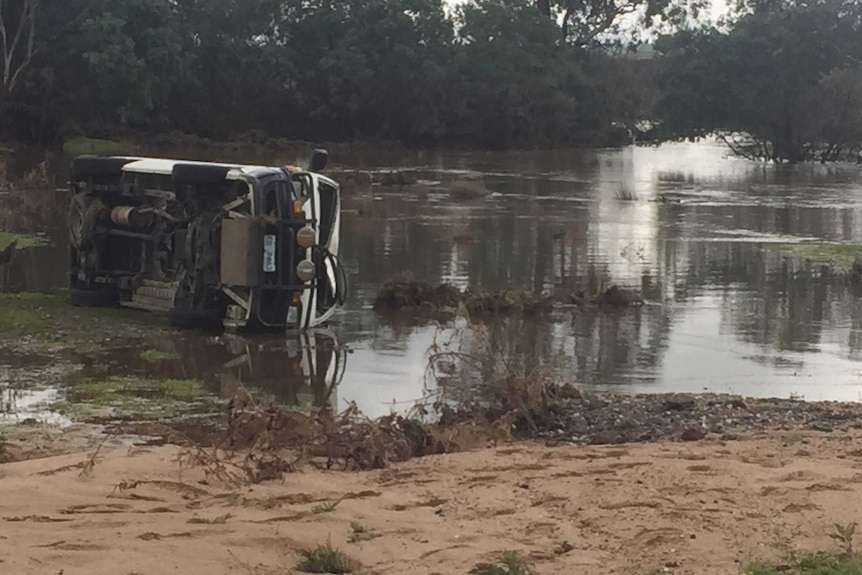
left=308, top=148, right=328, bottom=172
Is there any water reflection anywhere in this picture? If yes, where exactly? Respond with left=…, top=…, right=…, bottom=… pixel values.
left=3, top=139, right=862, bottom=413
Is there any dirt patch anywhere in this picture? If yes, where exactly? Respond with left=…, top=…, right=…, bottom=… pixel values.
left=1, top=433, right=859, bottom=575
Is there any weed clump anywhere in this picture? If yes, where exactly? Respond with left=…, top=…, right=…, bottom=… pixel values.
left=470, top=552, right=535, bottom=575
left=348, top=522, right=380, bottom=543
left=372, top=279, right=552, bottom=320
left=295, top=542, right=359, bottom=574
left=372, top=279, right=643, bottom=324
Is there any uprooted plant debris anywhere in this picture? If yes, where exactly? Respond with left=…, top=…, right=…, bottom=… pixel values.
left=149, top=376, right=862, bottom=488
left=372, top=280, right=642, bottom=320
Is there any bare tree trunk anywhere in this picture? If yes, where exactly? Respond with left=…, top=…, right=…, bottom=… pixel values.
left=0, top=0, right=40, bottom=98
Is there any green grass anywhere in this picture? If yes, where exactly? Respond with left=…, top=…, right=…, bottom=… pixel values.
left=745, top=554, right=862, bottom=574
left=0, top=232, right=48, bottom=250
left=0, top=292, right=170, bottom=353
left=62, top=137, right=134, bottom=156
left=139, top=349, right=178, bottom=362
left=295, top=542, right=359, bottom=574
left=66, top=377, right=203, bottom=404
left=766, top=242, right=862, bottom=274
left=53, top=376, right=209, bottom=421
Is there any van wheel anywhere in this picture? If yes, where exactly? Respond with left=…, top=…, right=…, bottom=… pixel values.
left=70, top=287, right=119, bottom=308
left=167, top=307, right=224, bottom=331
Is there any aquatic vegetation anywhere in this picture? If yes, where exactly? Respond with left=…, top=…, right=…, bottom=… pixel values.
left=139, top=349, right=179, bottom=363
left=766, top=243, right=862, bottom=274
left=62, top=137, right=134, bottom=156
left=0, top=232, right=48, bottom=251
left=0, top=292, right=170, bottom=353
left=53, top=376, right=210, bottom=421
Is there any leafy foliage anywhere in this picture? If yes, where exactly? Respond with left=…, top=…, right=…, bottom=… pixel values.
left=0, top=0, right=681, bottom=149
left=655, top=0, right=862, bottom=162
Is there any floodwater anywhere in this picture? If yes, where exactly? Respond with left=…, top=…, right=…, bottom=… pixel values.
left=4, top=138, right=862, bottom=422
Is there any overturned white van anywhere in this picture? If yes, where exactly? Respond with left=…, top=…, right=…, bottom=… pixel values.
left=66, top=149, right=347, bottom=331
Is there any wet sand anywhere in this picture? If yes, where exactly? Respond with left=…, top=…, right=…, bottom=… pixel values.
left=2, top=431, right=860, bottom=574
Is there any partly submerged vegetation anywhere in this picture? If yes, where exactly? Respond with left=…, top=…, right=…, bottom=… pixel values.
left=766, top=243, right=862, bottom=275
left=52, top=376, right=211, bottom=421
left=0, top=232, right=48, bottom=251
left=0, top=292, right=170, bottom=353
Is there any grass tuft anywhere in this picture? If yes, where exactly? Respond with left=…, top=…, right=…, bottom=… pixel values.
left=187, top=513, right=233, bottom=525
left=139, top=348, right=179, bottom=363
left=348, top=521, right=381, bottom=543
left=469, top=551, right=535, bottom=575
left=745, top=553, right=862, bottom=574
left=295, top=542, right=359, bottom=574
left=311, top=499, right=343, bottom=514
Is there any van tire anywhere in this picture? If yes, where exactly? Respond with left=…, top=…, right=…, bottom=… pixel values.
left=71, top=156, right=135, bottom=179
left=167, top=307, right=224, bottom=331
left=70, top=287, right=120, bottom=308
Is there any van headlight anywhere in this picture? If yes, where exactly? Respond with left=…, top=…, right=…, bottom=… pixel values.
left=297, top=260, right=315, bottom=282
left=297, top=225, right=316, bottom=248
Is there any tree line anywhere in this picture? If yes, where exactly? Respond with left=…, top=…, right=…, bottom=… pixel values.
left=0, top=0, right=678, bottom=150
left=1, top=0, right=860, bottom=161
left=656, top=0, right=862, bottom=163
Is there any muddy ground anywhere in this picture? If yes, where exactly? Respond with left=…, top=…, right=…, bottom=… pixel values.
left=2, top=432, right=861, bottom=575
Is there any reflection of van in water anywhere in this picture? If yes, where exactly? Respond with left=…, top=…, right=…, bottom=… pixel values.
left=66, top=149, right=347, bottom=331
left=218, top=329, right=346, bottom=411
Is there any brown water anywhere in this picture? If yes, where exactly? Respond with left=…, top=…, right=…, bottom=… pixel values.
left=4, top=138, right=862, bottom=422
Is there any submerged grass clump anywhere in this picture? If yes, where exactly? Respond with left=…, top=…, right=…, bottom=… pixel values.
left=62, top=137, right=134, bottom=156
left=139, top=348, right=179, bottom=363
left=0, top=232, right=47, bottom=250
left=767, top=242, right=862, bottom=274
left=0, top=292, right=169, bottom=353
left=66, top=377, right=203, bottom=404
left=52, top=376, right=210, bottom=421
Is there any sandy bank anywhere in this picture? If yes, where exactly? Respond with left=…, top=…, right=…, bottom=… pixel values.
left=1, top=431, right=860, bottom=574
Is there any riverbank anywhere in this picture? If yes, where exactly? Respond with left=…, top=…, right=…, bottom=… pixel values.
left=2, top=429, right=860, bottom=575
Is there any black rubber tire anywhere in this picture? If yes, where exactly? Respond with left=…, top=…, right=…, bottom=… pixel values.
left=71, top=155, right=136, bottom=179
left=167, top=307, right=224, bottom=331
left=70, top=287, right=120, bottom=308
left=172, top=164, right=231, bottom=187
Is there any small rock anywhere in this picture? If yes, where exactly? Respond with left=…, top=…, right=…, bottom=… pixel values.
left=589, top=431, right=620, bottom=445
left=665, top=560, right=680, bottom=568
left=681, top=427, right=707, bottom=441
left=812, top=423, right=833, bottom=432
left=665, top=394, right=696, bottom=411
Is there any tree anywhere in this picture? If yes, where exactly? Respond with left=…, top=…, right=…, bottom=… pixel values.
left=655, top=0, right=862, bottom=162
left=535, top=0, right=707, bottom=46
left=78, top=0, right=190, bottom=126
left=446, top=0, right=600, bottom=148
left=0, top=0, right=37, bottom=98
